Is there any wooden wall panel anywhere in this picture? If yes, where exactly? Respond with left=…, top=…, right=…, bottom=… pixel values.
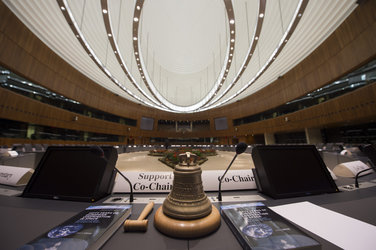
left=233, top=82, right=376, bottom=137
left=0, top=0, right=376, bottom=142
left=0, top=88, right=131, bottom=137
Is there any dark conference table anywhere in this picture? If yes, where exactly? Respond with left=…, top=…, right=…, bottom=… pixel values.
left=1, top=176, right=376, bottom=250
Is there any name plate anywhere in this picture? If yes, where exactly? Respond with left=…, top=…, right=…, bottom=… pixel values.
left=112, top=169, right=256, bottom=193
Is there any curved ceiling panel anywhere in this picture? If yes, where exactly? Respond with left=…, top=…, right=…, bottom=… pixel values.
left=3, top=0, right=358, bottom=113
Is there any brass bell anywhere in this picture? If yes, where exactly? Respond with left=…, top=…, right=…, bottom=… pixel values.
left=154, top=151, right=221, bottom=238
left=162, top=164, right=212, bottom=220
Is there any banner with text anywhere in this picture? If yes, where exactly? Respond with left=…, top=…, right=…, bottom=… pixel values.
left=112, top=169, right=256, bottom=193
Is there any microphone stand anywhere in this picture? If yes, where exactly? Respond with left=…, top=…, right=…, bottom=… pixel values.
left=115, top=168, right=134, bottom=202
left=355, top=160, right=376, bottom=188
left=218, top=154, right=238, bottom=202
left=218, top=142, right=248, bottom=202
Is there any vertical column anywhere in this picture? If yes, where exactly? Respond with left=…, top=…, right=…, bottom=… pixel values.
left=264, top=133, right=275, bottom=145
left=305, top=128, right=323, bottom=145
left=27, top=124, right=36, bottom=139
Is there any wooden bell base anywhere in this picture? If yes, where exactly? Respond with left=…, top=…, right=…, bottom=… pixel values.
left=154, top=205, right=221, bottom=238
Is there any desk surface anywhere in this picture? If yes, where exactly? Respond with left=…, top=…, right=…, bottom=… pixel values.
left=1, top=178, right=376, bottom=250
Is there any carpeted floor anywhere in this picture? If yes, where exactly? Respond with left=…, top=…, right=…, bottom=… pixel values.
left=115, top=150, right=255, bottom=172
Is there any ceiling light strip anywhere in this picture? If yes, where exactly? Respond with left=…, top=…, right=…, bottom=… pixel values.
left=205, top=0, right=266, bottom=107
left=132, top=0, right=235, bottom=112
left=56, top=0, right=168, bottom=111
left=200, top=0, right=308, bottom=112
left=100, top=0, right=164, bottom=108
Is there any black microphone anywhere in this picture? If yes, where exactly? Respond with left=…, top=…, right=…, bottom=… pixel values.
left=355, top=160, right=376, bottom=188
left=90, top=146, right=134, bottom=202
left=114, top=168, right=134, bottom=202
left=355, top=144, right=376, bottom=188
left=218, top=142, right=248, bottom=201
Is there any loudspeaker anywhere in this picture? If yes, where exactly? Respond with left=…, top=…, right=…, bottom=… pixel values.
left=22, top=146, right=118, bottom=202
left=252, top=145, right=338, bottom=199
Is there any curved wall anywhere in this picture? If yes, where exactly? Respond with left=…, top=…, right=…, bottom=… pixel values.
left=1, top=0, right=376, bottom=144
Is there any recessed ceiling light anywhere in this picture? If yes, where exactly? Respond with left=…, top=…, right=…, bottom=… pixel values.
left=134, top=17, right=139, bottom=22
left=255, top=36, right=259, bottom=40
left=136, top=6, right=141, bottom=10
left=60, top=6, right=65, bottom=11
left=298, top=13, right=302, bottom=17
left=108, top=33, right=112, bottom=37
left=133, top=37, right=137, bottom=40
left=135, top=52, right=138, bottom=55
left=76, top=34, right=79, bottom=38
left=230, top=19, right=235, bottom=24
left=229, top=59, right=232, bottom=62
left=259, top=13, right=264, bottom=18
left=114, top=51, right=117, bottom=54
left=231, top=30, right=234, bottom=34
left=231, top=38, right=235, bottom=43
left=230, top=47, right=233, bottom=50
left=102, top=9, right=108, bottom=14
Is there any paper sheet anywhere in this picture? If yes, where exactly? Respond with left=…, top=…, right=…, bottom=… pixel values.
left=270, top=201, right=376, bottom=250
left=0, top=165, right=34, bottom=186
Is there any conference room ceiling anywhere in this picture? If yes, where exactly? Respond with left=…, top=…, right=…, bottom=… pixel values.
left=3, top=0, right=357, bottom=113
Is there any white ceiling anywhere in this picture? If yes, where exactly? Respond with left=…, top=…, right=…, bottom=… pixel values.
left=3, top=0, right=358, bottom=113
